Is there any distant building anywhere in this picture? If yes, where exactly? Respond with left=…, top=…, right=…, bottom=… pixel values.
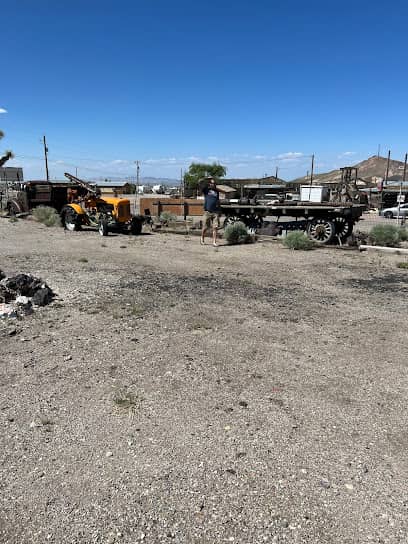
left=0, top=167, right=24, bottom=182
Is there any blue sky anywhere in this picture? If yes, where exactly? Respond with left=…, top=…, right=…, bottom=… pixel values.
left=1, top=0, right=407, bottom=181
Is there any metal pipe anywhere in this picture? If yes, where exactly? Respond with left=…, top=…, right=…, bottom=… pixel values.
left=397, top=153, right=407, bottom=225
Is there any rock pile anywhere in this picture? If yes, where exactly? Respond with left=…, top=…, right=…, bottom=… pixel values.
left=0, top=271, right=55, bottom=318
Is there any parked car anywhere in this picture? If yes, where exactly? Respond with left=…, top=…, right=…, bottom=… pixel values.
left=380, top=203, right=408, bottom=218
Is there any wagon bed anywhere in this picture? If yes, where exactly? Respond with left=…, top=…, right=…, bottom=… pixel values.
left=220, top=202, right=367, bottom=244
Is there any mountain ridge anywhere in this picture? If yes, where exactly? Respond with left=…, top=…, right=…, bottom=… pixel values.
left=290, top=155, right=407, bottom=185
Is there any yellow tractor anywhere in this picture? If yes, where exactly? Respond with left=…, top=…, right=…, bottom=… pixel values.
left=60, top=173, right=143, bottom=236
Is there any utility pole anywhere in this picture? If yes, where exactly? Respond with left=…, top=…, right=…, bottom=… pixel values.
left=275, top=166, right=279, bottom=182
left=384, top=150, right=391, bottom=184
left=43, top=135, right=49, bottom=181
left=135, top=160, right=140, bottom=213
left=136, top=160, right=140, bottom=191
left=380, top=149, right=391, bottom=212
left=377, top=144, right=381, bottom=158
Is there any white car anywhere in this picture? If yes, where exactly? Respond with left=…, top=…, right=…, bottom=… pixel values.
left=380, top=203, right=408, bottom=218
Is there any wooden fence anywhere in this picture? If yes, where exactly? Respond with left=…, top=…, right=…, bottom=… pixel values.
left=140, top=197, right=204, bottom=219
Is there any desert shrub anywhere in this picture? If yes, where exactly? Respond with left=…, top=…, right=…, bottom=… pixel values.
left=397, top=262, right=408, bottom=269
left=398, top=227, right=408, bottom=241
left=352, top=230, right=369, bottom=246
left=113, top=388, right=143, bottom=410
left=368, top=224, right=400, bottom=247
left=32, top=206, right=61, bottom=227
left=224, top=221, right=249, bottom=244
left=160, top=211, right=177, bottom=225
left=283, top=230, right=314, bottom=250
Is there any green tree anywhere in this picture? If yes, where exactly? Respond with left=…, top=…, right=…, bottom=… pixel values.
left=183, top=162, right=227, bottom=191
left=0, top=130, right=14, bottom=167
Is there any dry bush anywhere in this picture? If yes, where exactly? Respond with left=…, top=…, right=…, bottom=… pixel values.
left=368, top=224, right=400, bottom=247
left=224, top=221, right=249, bottom=244
left=32, top=206, right=61, bottom=227
left=283, top=231, right=314, bottom=250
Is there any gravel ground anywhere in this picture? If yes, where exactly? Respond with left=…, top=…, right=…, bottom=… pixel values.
left=1, top=218, right=408, bottom=544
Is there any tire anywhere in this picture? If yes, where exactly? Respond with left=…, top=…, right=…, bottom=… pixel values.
left=7, top=200, right=23, bottom=216
left=130, top=216, right=143, bottom=235
left=98, top=216, right=109, bottom=236
left=307, top=219, right=336, bottom=244
left=61, top=207, right=82, bottom=231
left=384, top=211, right=393, bottom=219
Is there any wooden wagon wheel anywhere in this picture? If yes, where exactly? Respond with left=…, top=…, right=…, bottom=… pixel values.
left=307, top=218, right=335, bottom=244
left=333, top=217, right=353, bottom=241
left=223, top=215, right=242, bottom=229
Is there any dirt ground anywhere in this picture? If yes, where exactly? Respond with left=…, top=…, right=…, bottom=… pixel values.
left=1, top=218, right=408, bottom=544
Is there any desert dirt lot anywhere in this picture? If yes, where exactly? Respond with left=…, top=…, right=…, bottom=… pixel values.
left=1, top=218, right=408, bottom=544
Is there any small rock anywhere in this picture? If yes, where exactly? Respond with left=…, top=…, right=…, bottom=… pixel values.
left=32, top=287, right=54, bottom=307
left=320, top=479, right=330, bottom=489
left=345, top=483, right=354, bottom=491
left=239, top=400, right=248, bottom=408
left=29, top=421, right=41, bottom=428
left=0, top=303, right=18, bottom=319
left=64, top=355, right=72, bottom=361
left=106, top=451, right=113, bottom=457
left=15, top=295, right=30, bottom=305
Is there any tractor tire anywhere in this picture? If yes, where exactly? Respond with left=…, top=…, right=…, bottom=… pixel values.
left=130, top=216, right=143, bottom=235
left=98, top=216, right=109, bottom=236
left=7, top=200, right=24, bottom=216
left=61, top=206, right=82, bottom=231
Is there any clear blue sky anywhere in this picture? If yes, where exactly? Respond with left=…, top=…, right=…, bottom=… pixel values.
left=1, top=0, right=407, bottom=181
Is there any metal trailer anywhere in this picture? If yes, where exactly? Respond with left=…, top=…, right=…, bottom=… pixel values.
left=220, top=202, right=367, bottom=244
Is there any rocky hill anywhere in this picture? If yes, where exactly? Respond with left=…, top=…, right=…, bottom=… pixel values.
left=291, top=155, right=407, bottom=186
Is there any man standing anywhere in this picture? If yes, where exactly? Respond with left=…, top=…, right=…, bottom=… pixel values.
left=201, top=177, right=220, bottom=246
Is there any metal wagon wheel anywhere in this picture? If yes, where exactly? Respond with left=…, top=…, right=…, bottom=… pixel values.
left=307, top=218, right=335, bottom=244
